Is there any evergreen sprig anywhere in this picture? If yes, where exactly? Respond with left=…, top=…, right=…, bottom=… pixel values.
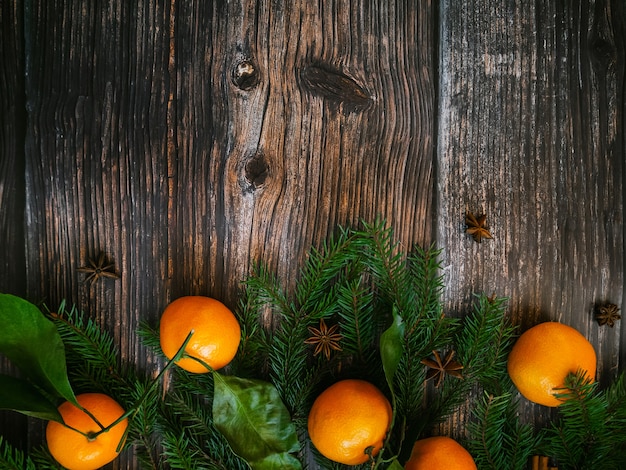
left=454, top=294, right=517, bottom=397
left=466, top=391, right=539, bottom=470
left=0, top=436, right=37, bottom=470
left=156, top=387, right=248, bottom=470
left=4, top=220, right=625, bottom=470
left=541, top=371, right=626, bottom=469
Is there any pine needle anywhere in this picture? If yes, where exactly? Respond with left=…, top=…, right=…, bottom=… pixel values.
left=0, top=436, right=38, bottom=470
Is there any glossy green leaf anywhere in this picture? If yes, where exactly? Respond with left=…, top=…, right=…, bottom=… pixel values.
left=380, top=306, right=405, bottom=393
left=0, top=374, right=62, bottom=421
left=0, top=294, right=77, bottom=406
left=213, top=374, right=301, bottom=470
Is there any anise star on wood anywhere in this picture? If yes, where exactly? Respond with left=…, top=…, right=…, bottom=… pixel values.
left=421, top=350, right=464, bottom=388
left=78, top=252, right=120, bottom=286
left=465, top=211, right=493, bottom=243
left=304, top=318, right=342, bottom=361
left=595, top=303, right=621, bottom=328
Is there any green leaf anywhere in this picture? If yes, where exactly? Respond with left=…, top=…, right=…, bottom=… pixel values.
left=386, top=458, right=405, bottom=470
left=380, top=306, right=405, bottom=393
left=0, top=294, right=77, bottom=406
left=0, top=374, right=62, bottom=421
left=213, top=374, right=301, bottom=470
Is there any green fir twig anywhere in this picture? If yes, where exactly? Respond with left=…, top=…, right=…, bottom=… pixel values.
left=542, top=371, right=626, bottom=469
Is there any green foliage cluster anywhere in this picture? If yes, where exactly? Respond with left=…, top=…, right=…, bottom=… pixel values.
left=0, top=220, right=625, bottom=469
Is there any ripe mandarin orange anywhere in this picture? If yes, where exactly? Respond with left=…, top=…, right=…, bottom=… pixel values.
left=307, top=379, right=392, bottom=465
left=507, top=321, right=596, bottom=407
left=404, top=436, right=477, bottom=470
left=46, top=393, right=128, bottom=470
left=159, top=296, right=241, bottom=373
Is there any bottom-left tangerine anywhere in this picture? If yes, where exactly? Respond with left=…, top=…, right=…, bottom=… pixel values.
left=46, top=392, right=128, bottom=470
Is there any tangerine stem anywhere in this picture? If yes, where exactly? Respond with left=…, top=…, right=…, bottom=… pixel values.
left=87, top=330, right=195, bottom=447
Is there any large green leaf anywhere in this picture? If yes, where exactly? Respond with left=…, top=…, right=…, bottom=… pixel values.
left=380, top=306, right=405, bottom=393
left=0, top=294, right=77, bottom=406
left=213, top=374, right=301, bottom=470
left=0, top=374, right=62, bottom=421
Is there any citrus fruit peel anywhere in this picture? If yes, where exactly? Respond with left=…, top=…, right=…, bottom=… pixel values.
left=404, top=436, right=477, bottom=469
left=307, top=379, right=393, bottom=465
left=507, top=321, right=596, bottom=407
left=159, top=296, right=242, bottom=373
left=46, top=393, right=129, bottom=470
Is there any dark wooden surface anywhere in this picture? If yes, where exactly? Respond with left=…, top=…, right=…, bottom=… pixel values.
left=0, top=0, right=624, bottom=468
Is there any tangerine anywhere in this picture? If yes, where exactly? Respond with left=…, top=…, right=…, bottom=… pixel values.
left=404, top=436, right=477, bottom=470
left=159, top=296, right=241, bottom=373
left=46, top=393, right=128, bottom=470
left=507, top=321, right=596, bottom=407
left=307, top=379, right=392, bottom=465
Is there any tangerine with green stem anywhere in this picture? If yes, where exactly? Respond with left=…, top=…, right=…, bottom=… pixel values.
left=307, top=379, right=392, bottom=465
left=159, top=296, right=241, bottom=373
left=46, top=392, right=128, bottom=470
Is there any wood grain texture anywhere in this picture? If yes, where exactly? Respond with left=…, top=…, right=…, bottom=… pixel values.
left=437, top=0, right=625, bottom=429
left=172, top=0, right=435, bottom=306
left=1, top=0, right=624, bottom=466
left=7, top=0, right=435, bottom=466
left=0, top=0, right=28, bottom=450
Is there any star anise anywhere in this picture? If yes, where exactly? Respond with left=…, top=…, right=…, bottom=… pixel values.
left=304, top=318, right=342, bottom=360
left=595, top=303, right=621, bottom=327
left=421, top=350, right=464, bottom=388
left=78, top=252, right=120, bottom=286
left=465, top=211, right=493, bottom=243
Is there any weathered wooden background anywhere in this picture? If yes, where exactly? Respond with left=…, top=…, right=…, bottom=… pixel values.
left=1, top=0, right=624, bottom=468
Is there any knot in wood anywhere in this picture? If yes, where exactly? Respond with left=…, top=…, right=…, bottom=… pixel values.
left=244, top=153, right=269, bottom=190
left=300, top=64, right=371, bottom=112
left=232, top=60, right=260, bottom=90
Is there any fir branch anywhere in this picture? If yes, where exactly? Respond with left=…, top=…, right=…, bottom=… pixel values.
left=27, top=446, right=65, bottom=469
left=467, top=391, right=538, bottom=470
left=294, top=225, right=360, bottom=316
left=157, top=384, right=249, bottom=470
left=390, top=244, right=454, bottom=424
left=125, top=378, right=163, bottom=470
left=243, top=261, right=321, bottom=415
left=244, top=262, right=294, bottom=320
left=50, top=302, right=129, bottom=394
left=455, top=294, right=517, bottom=394
left=0, top=436, right=37, bottom=470
left=334, top=277, right=379, bottom=368
left=51, top=302, right=117, bottom=370
left=351, top=219, right=408, bottom=308
left=231, top=282, right=271, bottom=379
left=267, top=312, right=317, bottom=417
left=406, top=244, right=446, bottom=328
left=542, top=371, right=626, bottom=469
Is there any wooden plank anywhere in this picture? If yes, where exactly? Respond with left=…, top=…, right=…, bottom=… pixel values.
left=21, top=0, right=175, bottom=462
left=437, top=0, right=625, bottom=430
left=12, top=0, right=436, bottom=466
left=172, top=0, right=436, bottom=304
left=6, top=0, right=624, bottom=465
left=0, top=0, right=29, bottom=450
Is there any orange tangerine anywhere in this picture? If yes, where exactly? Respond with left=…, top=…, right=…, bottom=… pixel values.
left=404, top=436, right=477, bottom=469
left=308, top=379, right=392, bottom=465
left=507, top=322, right=596, bottom=407
left=46, top=393, right=128, bottom=470
left=159, top=296, right=241, bottom=373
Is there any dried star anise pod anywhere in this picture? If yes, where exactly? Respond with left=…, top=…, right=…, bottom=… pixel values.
left=465, top=211, right=493, bottom=243
left=595, top=303, right=621, bottom=327
left=304, top=318, right=342, bottom=360
left=421, top=350, right=464, bottom=388
left=77, top=252, right=120, bottom=286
